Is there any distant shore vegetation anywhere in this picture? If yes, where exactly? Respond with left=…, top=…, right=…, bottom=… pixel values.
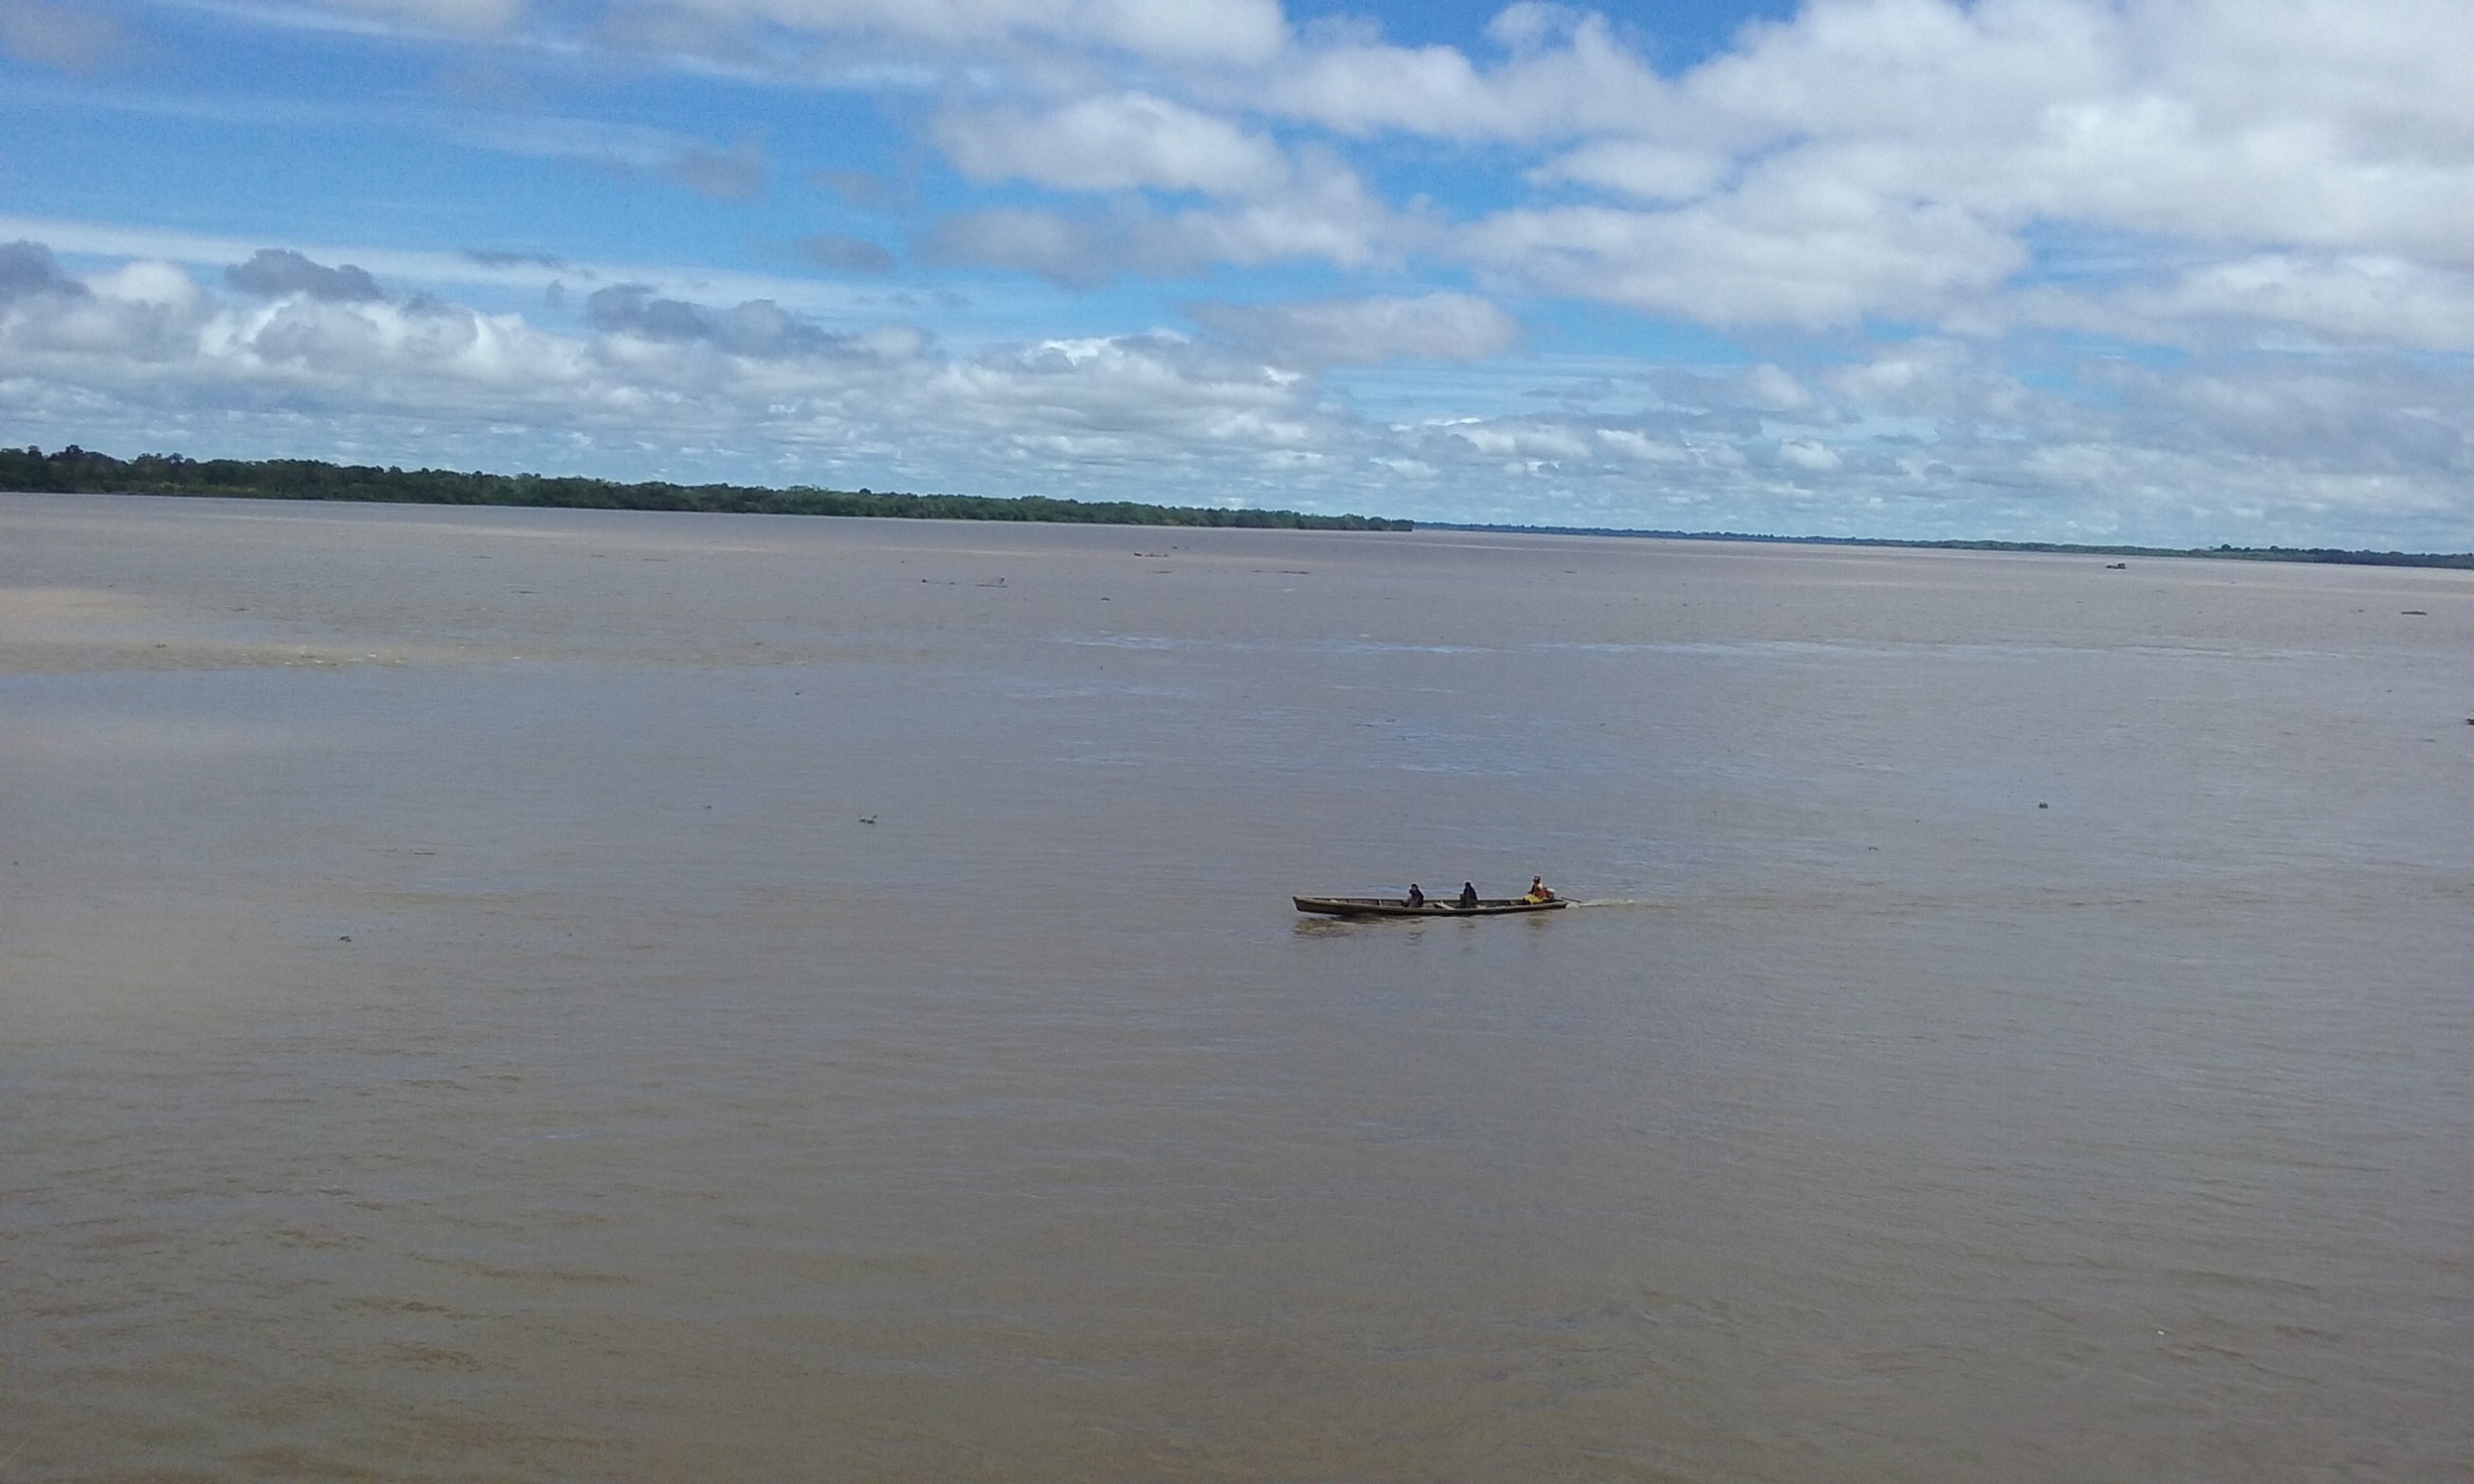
left=1435, top=523, right=2474, bottom=571
left=9, top=443, right=2472, bottom=568
left=0, top=444, right=1414, bottom=531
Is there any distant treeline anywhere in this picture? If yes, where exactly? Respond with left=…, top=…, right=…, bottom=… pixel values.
left=12, top=444, right=2469, bottom=564
left=0, top=444, right=1414, bottom=531
left=1440, top=524, right=2474, bottom=571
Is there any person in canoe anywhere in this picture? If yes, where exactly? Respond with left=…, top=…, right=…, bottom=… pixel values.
left=1522, top=876, right=1556, bottom=902
left=1405, top=883, right=1425, bottom=908
left=1457, top=882, right=1479, bottom=908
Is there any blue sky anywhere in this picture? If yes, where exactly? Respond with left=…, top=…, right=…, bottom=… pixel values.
left=4, top=0, right=2473, bottom=547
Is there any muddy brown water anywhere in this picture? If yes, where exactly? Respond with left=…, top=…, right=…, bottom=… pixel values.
left=5, top=494, right=2468, bottom=1481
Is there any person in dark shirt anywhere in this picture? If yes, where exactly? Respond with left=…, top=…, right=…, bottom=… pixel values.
left=1405, top=883, right=1425, bottom=907
left=1456, top=882, right=1479, bottom=908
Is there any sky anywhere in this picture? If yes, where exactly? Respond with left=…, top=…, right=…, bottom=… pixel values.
left=3, top=0, right=2472, bottom=547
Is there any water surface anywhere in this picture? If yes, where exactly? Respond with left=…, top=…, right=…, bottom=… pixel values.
left=5, top=495, right=2468, bottom=1481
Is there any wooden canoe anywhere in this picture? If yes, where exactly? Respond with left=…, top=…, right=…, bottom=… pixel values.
left=1293, top=896, right=1568, bottom=918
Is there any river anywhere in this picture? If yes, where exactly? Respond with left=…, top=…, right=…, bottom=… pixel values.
left=4, top=494, right=2467, bottom=1481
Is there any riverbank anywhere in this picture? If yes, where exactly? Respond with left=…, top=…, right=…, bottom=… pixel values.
left=0, top=444, right=1413, bottom=531
left=1434, top=523, right=2474, bottom=570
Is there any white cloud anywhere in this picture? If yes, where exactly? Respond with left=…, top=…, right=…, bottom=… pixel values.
left=1463, top=187, right=2025, bottom=328
left=1531, top=140, right=1729, bottom=202
left=196, top=297, right=588, bottom=394
left=1740, top=364, right=1812, bottom=413
left=9, top=245, right=2472, bottom=547
left=920, top=152, right=1415, bottom=283
left=1595, top=427, right=1687, bottom=464
left=0, top=212, right=898, bottom=317
left=15, top=3, right=2474, bottom=549
left=1446, top=419, right=1594, bottom=462
left=279, top=0, right=1286, bottom=60
left=2113, top=254, right=2474, bottom=351
left=226, top=248, right=388, bottom=302
left=182, top=0, right=2474, bottom=353
left=727, top=0, right=1288, bottom=62
left=935, top=93, right=1287, bottom=196
left=1187, top=292, right=1519, bottom=366
left=1, top=241, right=1353, bottom=498
left=1258, top=11, right=1670, bottom=140
left=1778, top=438, right=1840, bottom=471
left=84, top=261, right=205, bottom=311
left=1229, top=0, right=2474, bottom=346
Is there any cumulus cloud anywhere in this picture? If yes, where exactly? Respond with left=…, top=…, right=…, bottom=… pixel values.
left=1463, top=190, right=2025, bottom=328
left=3, top=251, right=216, bottom=361
left=16, top=0, right=2474, bottom=549
left=86, top=260, right=206, bottom=311
left=935, top=93, right=1287, bottom=196
left=1259, top=10, right=1669, bottom=141
left=1670, top=0, right=2474, bottom=270
left=198, top=0, right=2474, bottom=352
left=226, top=249, right=387, bottom=302
left=198, top=0, right=2474, bottom=358
left=1446, top=418, right=1597, bottom=462
left=1740, top=363, right=1814, bottom=413
left=272, top=0, right=1285, bottom=60
left=4, top=254, right=1338, bottom=492
left=1777, top=438, right=1840, bottom=471
left=1188, top=292, right=1519, bottom=366
left=918, top=197, right=1376, bottom=285
left=1228, top=0, right=2474, bottom=346
left=1, top=241, right=88, bottom=300
left=1530, top=139, right=1730, bottom=202
left=1641, top=363, right=1823, bottom=421
left=9, top=236, right=2474, bottom=547
left=921, top=332, right=1317, bottom=463
left=2107, top=254, right=2474, bottom=351
left=704, top=0, right=1284, bottom=62
left=921, top=153, right=1412, bottom=284
left=584, top=284, right=863, bottom=357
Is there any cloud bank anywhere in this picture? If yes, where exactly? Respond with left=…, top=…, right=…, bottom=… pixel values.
left=6, top=0, right=2474, bottom=546
left=8, top=240, right=2471, bottom=548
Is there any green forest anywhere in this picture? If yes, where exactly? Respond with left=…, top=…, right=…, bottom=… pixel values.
left=10, top=443, right=2472, bottom=566
left=0, top=444, right=1415, bottom=531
